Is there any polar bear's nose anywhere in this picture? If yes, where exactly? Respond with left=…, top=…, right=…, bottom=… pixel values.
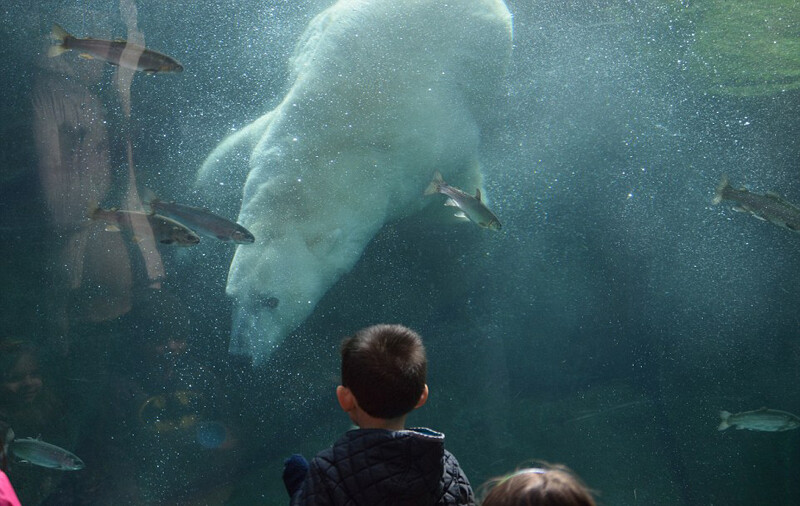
left=260, top=296, right=280, bottom=309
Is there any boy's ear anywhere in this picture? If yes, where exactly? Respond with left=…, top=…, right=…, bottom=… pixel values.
left=415, top=384, right=429, bottom=409
left=337, top=385, right=356, bottom=412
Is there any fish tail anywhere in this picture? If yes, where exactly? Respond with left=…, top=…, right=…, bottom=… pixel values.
left=718, top=410, right=731, bottom=431
left=48, top=24, right=72, bottom=57
left=87, top=201, right=101, bottom=220
left=140, top=187, right=158, bottom=211
left=47, top=45, right=69, bottom=57
left=712, top=175, right=730, bottom=205
left=424, top=171, right=445, bottom=196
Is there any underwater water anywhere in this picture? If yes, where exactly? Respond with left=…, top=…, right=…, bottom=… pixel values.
left=1, top=0, right=799, bottom=504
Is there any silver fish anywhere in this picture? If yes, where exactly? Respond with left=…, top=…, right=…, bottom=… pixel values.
left=47, top=23, right=183, bottom=74
left=424, top=172, right=502, bottom=230
left=713, top=175, right=800, bottom=233
left=11, top=437, right=85, bottom=470
left=90, top=205, right=200, bottom=246
left=718, top=408, right=800, bottom=432
left=144, top=192, right=255, bottom=244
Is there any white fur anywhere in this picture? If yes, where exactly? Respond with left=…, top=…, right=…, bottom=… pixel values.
left=196, top=0, right=512, bottom=363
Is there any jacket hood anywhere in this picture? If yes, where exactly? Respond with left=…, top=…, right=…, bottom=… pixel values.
left=331, top=427, right=446, bottom=502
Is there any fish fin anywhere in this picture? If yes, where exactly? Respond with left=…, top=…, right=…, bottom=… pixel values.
left=751, top=213, right=767, bottom=221
left=475, top=188, right=482, bottom=202
left=51, top=23, right=71, bottom=42
left=104, top=224, right=121, bottom=232
left=47, top=45, right=69, bottom=57
left=79, top=53, right=95, bottom=60
left=453, top=212, right=469, bottom=220
left=87, top=201, right=101, bottom=220
left=765, top=192, right=788, bottom=204
left=424, top=171, right=445, bottom=196
left=140, top=187, right=159, bottom=209
left=444, top=198, right=458, bottom=207
left=712, top=175, right=730, bottom=205
left=718, top=411, right=731, bottom=431
left=731, top=205, right=748, bottom=213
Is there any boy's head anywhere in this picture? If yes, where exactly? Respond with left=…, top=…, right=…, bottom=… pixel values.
left=339, top=324, right=427, bottom=421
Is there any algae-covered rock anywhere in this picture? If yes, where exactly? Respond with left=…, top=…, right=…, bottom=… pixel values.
left=692, top=0, right=800, bottom=97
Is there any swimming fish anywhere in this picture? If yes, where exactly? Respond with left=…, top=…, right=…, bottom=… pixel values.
left=47, top=23, right=183, bottom=74
left=143, top=191, right=255, bottom=244
left=10, top=436, right=84, bottom=470
left=718, top=408, right=800, bottom=432
left=424, top=172, right=502, bottom=230
left=712, top=175, right=800, bottom=233
left=90, top=205, right=200, bottom=246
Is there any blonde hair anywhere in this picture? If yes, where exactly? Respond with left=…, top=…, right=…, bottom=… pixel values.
left=480, top=463, right=596, bottom=506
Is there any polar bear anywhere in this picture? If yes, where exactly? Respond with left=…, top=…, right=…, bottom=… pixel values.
left=196, top=0, right=512, bottom=364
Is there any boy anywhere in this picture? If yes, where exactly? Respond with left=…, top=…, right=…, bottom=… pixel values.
left=283, top=324, right=475, bottom=505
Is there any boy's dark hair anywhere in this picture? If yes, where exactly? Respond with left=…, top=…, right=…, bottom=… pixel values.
left=340, top=324, right=427, bottom=419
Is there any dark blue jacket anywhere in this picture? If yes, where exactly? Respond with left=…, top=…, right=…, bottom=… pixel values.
left=290, top=427, right=475, bottom=506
